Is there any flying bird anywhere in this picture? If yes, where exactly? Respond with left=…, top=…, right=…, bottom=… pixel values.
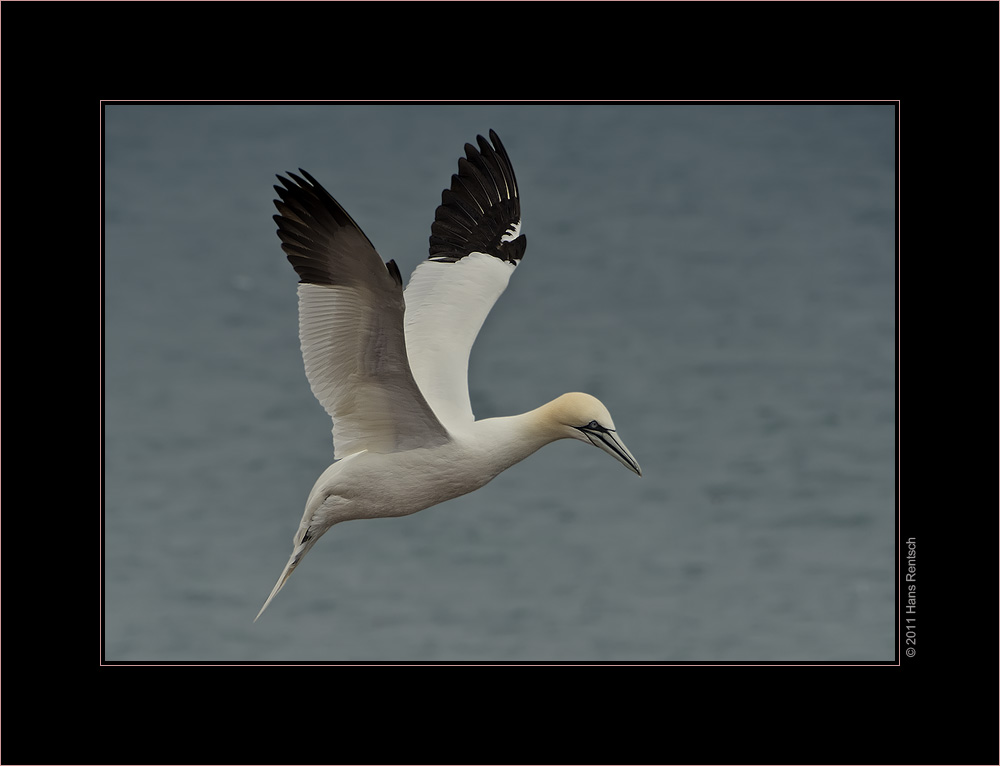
left=256, top=130, right=640, bottom=621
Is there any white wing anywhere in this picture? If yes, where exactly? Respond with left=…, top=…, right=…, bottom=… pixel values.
left=274, top=170, right=450, bottom=459
left=403, top=130, right=527, bottom=428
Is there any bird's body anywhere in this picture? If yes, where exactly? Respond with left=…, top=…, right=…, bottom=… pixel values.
left=256, top=131, right=640, bottom=621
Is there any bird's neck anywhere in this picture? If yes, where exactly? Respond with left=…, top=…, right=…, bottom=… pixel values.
left=470, top=400, right=570, bottom=477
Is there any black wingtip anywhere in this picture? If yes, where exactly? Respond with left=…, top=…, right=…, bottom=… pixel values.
left=428, top=130, right=524, bottom=265
left=272, top=169, right=388, bottom=289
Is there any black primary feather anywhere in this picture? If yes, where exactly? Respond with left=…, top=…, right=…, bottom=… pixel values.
left=428, top=129, right=526, bottom=264
left=273, top=169, right=401, bottom=290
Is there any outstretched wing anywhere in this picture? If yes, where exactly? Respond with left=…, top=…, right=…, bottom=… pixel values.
left=274, top=170, right=450, bottom=458
left=403, top=130, right=527, bottom=428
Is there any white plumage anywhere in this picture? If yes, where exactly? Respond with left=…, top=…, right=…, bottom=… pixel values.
left=256, top=130, right=640, bottom=621
left=403, top=253, right=516, bottom=427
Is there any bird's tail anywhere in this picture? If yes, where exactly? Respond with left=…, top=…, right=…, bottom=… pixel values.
left=254, top=538, right=314, bottom=622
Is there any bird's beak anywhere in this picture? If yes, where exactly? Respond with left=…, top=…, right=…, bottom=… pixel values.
left=579, top=427, right=642, bottom=476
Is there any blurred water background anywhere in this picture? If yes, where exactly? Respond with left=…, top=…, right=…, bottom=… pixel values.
left=103, top=103, right=896, bottom=662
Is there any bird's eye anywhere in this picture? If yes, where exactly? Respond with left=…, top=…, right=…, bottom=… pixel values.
left=588, top=420, right=599, bottom=429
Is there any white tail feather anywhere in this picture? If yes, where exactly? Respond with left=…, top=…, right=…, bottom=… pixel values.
left=254, top=541, right=311, bottom=622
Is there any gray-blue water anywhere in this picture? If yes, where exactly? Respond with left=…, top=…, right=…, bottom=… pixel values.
left=103, top=104, right=896, bottom=662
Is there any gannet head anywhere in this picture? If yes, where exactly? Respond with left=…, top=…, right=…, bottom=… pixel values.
left=547, top=392, right=642, bottom=476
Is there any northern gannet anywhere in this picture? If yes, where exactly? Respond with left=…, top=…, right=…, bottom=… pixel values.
left=256, top=130, right=641, bottom=621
